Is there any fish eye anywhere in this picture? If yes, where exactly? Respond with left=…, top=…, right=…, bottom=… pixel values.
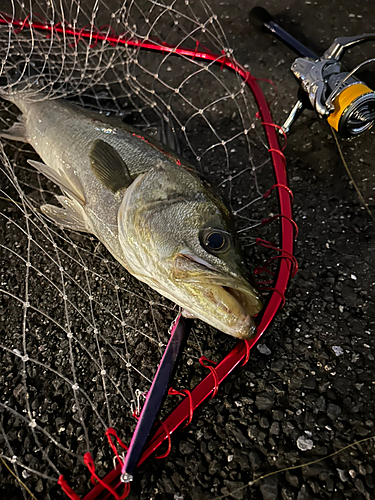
left=199, top=228, right=230, bottom=255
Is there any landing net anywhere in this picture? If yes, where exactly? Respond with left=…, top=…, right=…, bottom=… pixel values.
left=0, top=1, right=294, bottom=498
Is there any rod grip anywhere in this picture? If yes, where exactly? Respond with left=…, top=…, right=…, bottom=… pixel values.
left=249, top=6, right=318, bottom=60
left=249, top=6, right=274, bottom=30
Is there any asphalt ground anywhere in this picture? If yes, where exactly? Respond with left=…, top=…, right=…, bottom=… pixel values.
left=0, top=1, right=374, bottom=499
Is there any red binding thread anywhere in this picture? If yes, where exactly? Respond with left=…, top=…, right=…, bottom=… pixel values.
left=154, top=421, right=172, bottom=459
left=266, top=254, right=298, bottom=277
left=267, top=148, right=286, bottom=167
left=84, top=453, right=130, bottom=499
left=14, top=14, right=30, bottom=33
left=220, top=50, right=230, bottom=71
left=241, top=340, right=251, bottom=366
left=105, top=427, right=128, bottom=465
left=52, top=21, right=66, bottom=41
left=58, top=476, right=81, bottom=500
left=168, top=388, right=194, bottom=427
left=99, top=25, right=119, bottom=47
left=254, top=266, right=276, bottom=276
left=261, top=214, right=298, bottom=239
left=258, top=287, right=286, bottom=308
left=260, top=121, right=287, bottom=150
left=192, top=39, right=200, bottom=60
left=199, top=357, right=219, bottom=399
left=75, top=25, right=94, bottom=47
left=263, top=183, right=294, bottom=201
left=256, top=280, right=274, bottom=286
left=254, top=76, right=278, bottom=105
left=256, top=238, right=298, bottom=278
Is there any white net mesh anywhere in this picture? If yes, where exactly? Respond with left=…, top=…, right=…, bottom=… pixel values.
left=0, top=0, right=279, bottom=497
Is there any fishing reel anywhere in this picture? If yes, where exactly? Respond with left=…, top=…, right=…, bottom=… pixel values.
left=249, top=7, right=375, bottom=137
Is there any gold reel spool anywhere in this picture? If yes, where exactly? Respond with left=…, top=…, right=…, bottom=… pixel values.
left=327, top=82, right=375, bottom=137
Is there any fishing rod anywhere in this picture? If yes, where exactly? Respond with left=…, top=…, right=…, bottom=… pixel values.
left=249, top=6, right=375, bottom=137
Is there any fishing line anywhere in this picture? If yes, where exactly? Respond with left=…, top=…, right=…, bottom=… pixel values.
left=0, top=456, right=39, bottom=500
left=211, top=434, right=375, bottom=500
left=331, top=126, right=374, bottom=220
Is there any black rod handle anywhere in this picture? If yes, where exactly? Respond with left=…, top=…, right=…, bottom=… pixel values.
left=249, top=7, right=318, bottom=60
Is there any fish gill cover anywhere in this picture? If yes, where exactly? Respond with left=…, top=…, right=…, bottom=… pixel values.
left=0, top=0, right=286, bottom=497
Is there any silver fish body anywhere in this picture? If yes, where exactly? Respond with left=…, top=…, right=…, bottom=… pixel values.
left=1, top=92, right=262, bottom=338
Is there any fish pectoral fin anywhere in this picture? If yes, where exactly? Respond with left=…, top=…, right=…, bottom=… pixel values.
left=0, top=116, right=27, bottom=142
left=41, top=196, right=90, bottom=233
left=28, top=159, right=86, bottom=205
left=90, top=139, right=132, bottom=193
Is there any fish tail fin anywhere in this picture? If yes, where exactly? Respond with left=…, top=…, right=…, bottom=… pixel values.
left=0, top=115, right=27, bottom=142
left=0, top=70, right=46, bottom=111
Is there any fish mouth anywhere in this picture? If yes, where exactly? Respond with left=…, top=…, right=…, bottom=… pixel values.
left=173, top=252, right=263, bottom=338
left=195, top=281, right=262, bottom=339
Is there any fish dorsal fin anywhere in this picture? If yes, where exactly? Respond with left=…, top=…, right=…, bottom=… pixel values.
left=90, top=139, right=132, bottom=193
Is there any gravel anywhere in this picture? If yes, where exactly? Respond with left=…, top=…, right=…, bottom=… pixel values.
left=1, top=0, right=374, bottom=499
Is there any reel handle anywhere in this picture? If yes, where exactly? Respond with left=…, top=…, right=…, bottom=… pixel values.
left=324, top=33, right=375, bottom=60
left=249, top=6, right=318, bottom=60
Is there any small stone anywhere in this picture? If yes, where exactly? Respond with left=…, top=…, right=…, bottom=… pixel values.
left=286, top=471, right=299, bottom=488
left=255, top=393, right=274, bottom=410
left=35, top=479, right=43, bottom=493
left=332, top=346, right=344, bottom=356
left=314, top=396, right=326, bottom=412
left=297, top=484, right=310, bottom=500
left=281, top=488, right=295, bottom=500
left=259, top=417, right=270, bottom=428
left=333, top=378, right=350, bottom=395
left=178, top=441, right=195, bottom=455
left=297, top=435, right=314, bottom=451
left=327, top=403, right=341, bottom=419
left=337, top=469, right=348, bottom=482
left=209, top=460, right=220, bottom=475
left=269, top=422, right=280, bottom=435
left=257, top=344, right=272, bottom=355
left=223, top=480, right=246, bottom=500
left=249, top=451, right=262, bottom=470
left=259, top=475, right=278, bottom=500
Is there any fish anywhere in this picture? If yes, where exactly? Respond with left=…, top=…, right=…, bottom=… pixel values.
left=0, top=89, right=262, bottom=338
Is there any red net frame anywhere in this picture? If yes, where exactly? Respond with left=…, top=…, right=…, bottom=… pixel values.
left=0, top=13, right=296, bottom=500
